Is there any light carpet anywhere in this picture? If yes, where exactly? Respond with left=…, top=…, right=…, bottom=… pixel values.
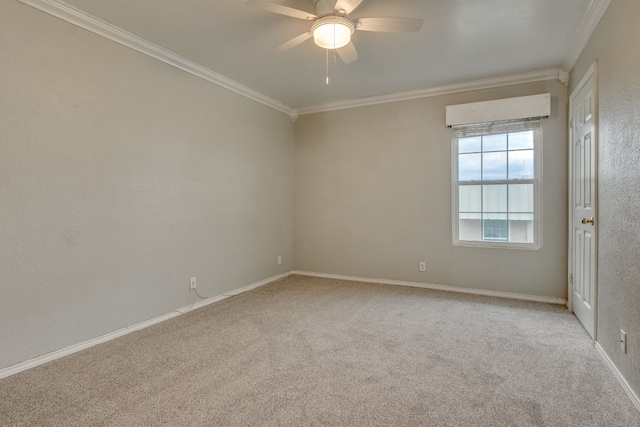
left=1, top=274, right=639, bottom=426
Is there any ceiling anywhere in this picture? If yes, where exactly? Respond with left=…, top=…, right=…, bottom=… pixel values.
left=47, top=0, right=593, bottom=111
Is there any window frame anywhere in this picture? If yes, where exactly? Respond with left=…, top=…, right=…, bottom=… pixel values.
left=451, top=120, right=543, bottom=250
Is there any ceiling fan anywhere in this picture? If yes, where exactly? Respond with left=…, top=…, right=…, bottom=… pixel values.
left=246, top=0, right=424, bottom=64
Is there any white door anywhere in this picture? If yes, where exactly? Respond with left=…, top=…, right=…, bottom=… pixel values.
left=569, top=62, right=598, bottom=339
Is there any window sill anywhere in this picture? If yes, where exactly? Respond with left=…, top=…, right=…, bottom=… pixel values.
left=454, top=240, right=542, bottom=251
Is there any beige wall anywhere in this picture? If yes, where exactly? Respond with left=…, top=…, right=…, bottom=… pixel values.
left=569, top=0, right=640, bottom=399
left=294, top=80, right=567, bottom=298
left=0, top=2, right=293, bottom=369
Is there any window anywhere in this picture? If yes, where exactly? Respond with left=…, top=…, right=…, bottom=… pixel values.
left=483, top=219, right=508, bottom=241
left=452, top=119, right=542, bottom=249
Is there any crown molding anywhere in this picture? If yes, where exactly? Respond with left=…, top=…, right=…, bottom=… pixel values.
left=20, top=0, right=602, bottom=120
left=560, top=0, right=612, bottom=73
left=558, top=69, right=570, bottom=85
left=297, top=68, right=562, bottom=115
left=18, top=0, right=298, bottom=120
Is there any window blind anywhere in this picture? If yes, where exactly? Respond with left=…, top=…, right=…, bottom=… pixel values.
left=451, top=118, right=542, bottom=138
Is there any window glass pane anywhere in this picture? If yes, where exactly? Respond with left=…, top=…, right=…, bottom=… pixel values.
left=459, top=153, right=481, bottom=181
left=459, top=136, right=481, bottom=153
left=459, top=218, right=482, bottom=241
left=483, top=217, right=508, bottom=241
left=509, top=215, right=534, bottom=243
left=483, top=184, right=507, bottom=213
left=482, top=152, right=507, bottom=180
left=508, top=150, right=534, bottom=179
left=508, top=184, right=534, bottom=213
left=482, top=133, right=507, bottom=152
left=459, top=185, right=481, bottom=213
left=509, top=131, right=534, bottom=150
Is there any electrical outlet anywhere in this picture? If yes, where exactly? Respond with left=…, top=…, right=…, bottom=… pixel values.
left=190, top=277, right=197, bottom=290
left=419, top=262, right=426, bottom=272
left=620, top=330, right=627, bottom=353
left=278, top=255, right=282, bottom=265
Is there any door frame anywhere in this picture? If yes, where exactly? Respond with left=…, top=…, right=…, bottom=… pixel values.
left=568, top=60, right=599, bottom=338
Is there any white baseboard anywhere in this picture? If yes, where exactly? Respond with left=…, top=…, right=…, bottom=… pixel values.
left=0, top=272, right=290, bottom=380
left=0, top=270, right=568, bottom=379
left=291, top=270, right=567, bottom=305
left=594, top=342, right=640, bottom=413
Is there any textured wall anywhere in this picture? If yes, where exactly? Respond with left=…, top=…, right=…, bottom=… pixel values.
left=294, top=80, right=567, bottom=298
left=569, top=0, right=640, bottom=399
left=0, top=1, right=293, bottom=369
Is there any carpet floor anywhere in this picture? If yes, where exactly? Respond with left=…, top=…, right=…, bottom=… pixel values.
left=1, top=274, right=639, bottom=426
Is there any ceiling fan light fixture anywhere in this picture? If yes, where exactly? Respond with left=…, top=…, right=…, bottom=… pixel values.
left=311, top=16, right=354, bottom=49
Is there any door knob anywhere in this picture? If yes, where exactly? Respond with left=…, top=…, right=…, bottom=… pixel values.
left=581, top=217, right=595, bottom=225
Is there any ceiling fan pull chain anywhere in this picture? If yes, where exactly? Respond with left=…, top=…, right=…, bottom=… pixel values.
left=326, top=48, right=330, bottom=85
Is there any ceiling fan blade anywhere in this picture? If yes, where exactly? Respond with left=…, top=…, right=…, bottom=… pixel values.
left=334, top=0, right=364, bottom=15
left=268, top=32, right=312, bottom=55
left=337, top=42, right=358, bottom=64
left=356, top=17, right=424, bottom=32
left=246, top=0, right=317, bottom=20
